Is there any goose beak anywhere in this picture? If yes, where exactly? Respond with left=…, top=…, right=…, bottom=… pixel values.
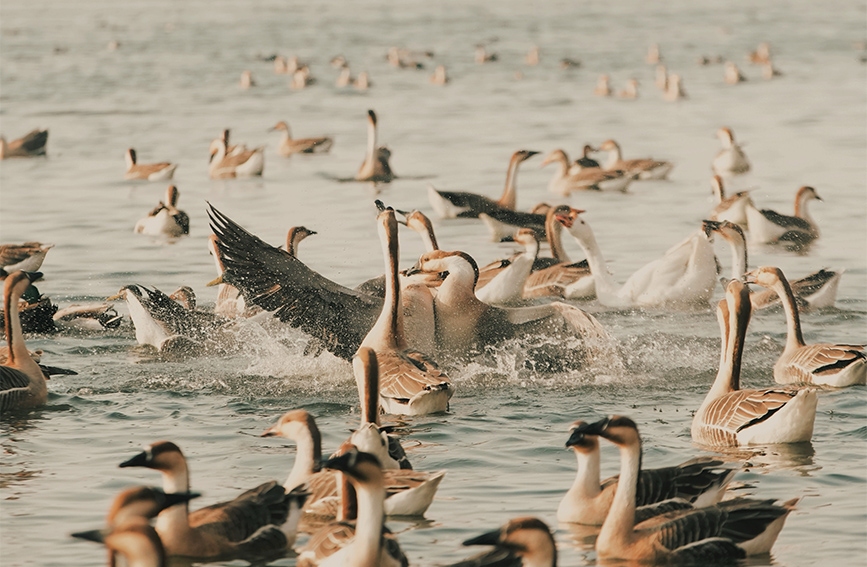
left=71, top=528, right=108, bottom=544
left=206, top=275, right=223, bottom=287
left=106, top=292, right=123, bottom=301
left=463, top=527, right=503, bottom=547
left=118, top=450, right=149, bottom=469
left=24, top=271, right=43, bottom=283
left=260, top=425, right=279, bottom=437
left=702, top=219, right=721, bottom=236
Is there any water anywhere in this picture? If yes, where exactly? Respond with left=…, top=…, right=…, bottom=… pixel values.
left=1, top=1, right=866, bottom=565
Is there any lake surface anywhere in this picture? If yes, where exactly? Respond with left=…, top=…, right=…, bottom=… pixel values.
left=1, top=1, right=865, bottom=566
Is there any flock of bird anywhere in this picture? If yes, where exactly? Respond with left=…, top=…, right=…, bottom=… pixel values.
left=2, top=36, right=866, bottom=567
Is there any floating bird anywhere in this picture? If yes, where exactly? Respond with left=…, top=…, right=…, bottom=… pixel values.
left=240, top=70, right=254, bottom=89
left=53, top=302, right=122, bottom=330
left=124, top=149, right=177, bottom=181
left=618, top=78, right=639, bottom=99
left=569, top=145, right=601, bottom=171
left=596, top=140, right=674, bottom=180
left=134, top=185, right=189, bottom=237
left=526, top=46, right=540, bottom=65
left=745, top=266, right=865, bottom=386
left=208, top=135, right=264, bottom=179
left=0, top=128, right=48, bottom=158
left=691, top=279, right=818, bottom=446
left=663, top=73, right=687, bottom=101
left=593, top=74, right=611, bottom=97
left=475, top=45, right=498, bottom=63
left=646, top=43, right=662, bottom=64
left=448, top=517, right=556, bottom=567
left=745, top=186, right=821, bottom=248
left=356, top=110, right=395, bottom=183
left=724, top=61, right=747, bottom=84
left=708, top=175, right=752, bottom=227
left=430, top=64, right=448, bottom=85
left=269, top=121, right=333, bottom=156
left=762, top=60, right=783, bottom=79
left=654, top=65, right=668, bottom=90
left=0, top=242, right=53, bottom=273
left=711, top=127, right=750, bottom=177
left=541, top=149, right=632, bottom=194
left=748, top=42, right=772, bottom=65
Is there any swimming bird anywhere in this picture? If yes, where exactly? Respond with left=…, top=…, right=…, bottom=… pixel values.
left=269, top=121, right=333, bottom=156
left=541, top=149, right=632, bottom=194
left=558, top=420, right=735, bottom=525
left=748, top=42, right=772, bottom=65
left=745, top=266, right=865, bottom=386
left=296, top=447, right=409, bottom=567
left=711, top=127, right=750, bottom=177
left=761, top=60, right=783, bottom=79
left=654, top=64, right=668, bottom=90
left=646, top=43, right=662, bottom=64
left=449, top=517, right=557, bottom=567
left=703, top=220, right=841, bottom=310
left=134, top=185, right=189, bottom=237
left=240, top=70, right=254, bottom=89
left=356, top=110, right=395, bottom=183
left=568, top=145, right=601, bottom=172
left=745, top=186, right=821, bottom=248
left=359, top=208, right=453, bottom=415
left=475, top=229, right=540, bottom=305
left=208, top=136, right=264, bottom=179
left=724, top=61, right=747, bottom=84
left=691, top=279, right=818, bottom=446
left=556, top=208, right=718, bottom=309
left=0, top=128, right=48, bottom=158
left=593, top=74, right=611, bottom=97
left=427, top=150, right=539, bottom=218
left=708, top=175, right=752, bottom=227
left=124, top=149, right=177, bottom=181
left=74, top=522, right=169, bottom=567
left=119, top=441, right=305, bottom=562
left=663, top=73, right=686, bottom=101
left=53, top=302, right=123, bottom=330
left=430, top=64, right=448, bottom=85
left=1, top=271, right=50, bottom=411
left=475, top=45, right=498, bottom=63
left=0, top=242, right=53, bottom=273
left=618, top=78, right=639, bottom=99
left=597, top=140, right=674, bottom=180
left=588, top=415, right=796, bottom=562
left=354, top=71, right=371, bottom=91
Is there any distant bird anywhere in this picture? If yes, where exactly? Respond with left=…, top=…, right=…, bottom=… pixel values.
left=646, top=43, right=662, bottom=64
left=0, top=128, right=48, bottom=159
left=663, top=73, right=686, bottom=101
left=560, top=57, right=581, bottom=69
left=594, top=74, right=612, bottom=97
left=269, top=121, right=333, bottom=156
left=762, top=60, right=783, bottom=79
left=356, top=110, right=394, bottom=183
left=748, top=42, right=772, bottom=65
left=709, top=175, right=753, bottom=227
left=430, top=64, right=448, bottom=85
left=724, top=61, right=747, bottom=84
left=745, top=186, right=821, bottom=248
left=240, top=70, right=255, bottom=89
left=134, top=185, right=190, bottom=237
left=475, top=45, right=498, bottom=63
left=208, top=135, right=264, bottom=179
left=711, top=127, right=750, bottom=177
left=124, top=148, right=177, bottom=181
left=526, top=46, right=540, bottom=65
left=655, top=65, right=668, bottom=90
left=617, top=78, right=639, bottom=99
left=354, top=71, right=371, bottom=91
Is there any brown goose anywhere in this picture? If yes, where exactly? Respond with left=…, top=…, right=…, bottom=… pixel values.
left=356, top=110, right=394, bottom=183
left=449, top=517, right=557, bottom=567
left=1, top=271, right=50, bottom=411
left=208, top=135, right=264, bottom=179
left=0, top=128, right=48, bottom=158
left=0, top=242, right=53, bottom=273
left=269, top=121, right=333, bottom=156
left=134, top=185, right=189, bottom=237
left=712, top=127, right=750, bottom=177
left=542, top=149, right=632, bottom=194
left=597, top=140, right=674, bottom=180
left=708, top=175, right=752, bottom=228
left=124, top=149, right=177, bottom=181
left=745, top=186, right=821, bottom=248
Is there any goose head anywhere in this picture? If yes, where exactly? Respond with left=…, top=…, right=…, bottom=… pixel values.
left=407, top=250, right=479, bottom=289
left=261, top=409, right=320, bottom=442
left=540, top=149, right=568, bottom=168
left=565, top=420, right=600, bottom=454
left=119, top=441, right=186, bottom=474
left=268, top=121, right=290, bottom=135
left=581, top=415, right=641, bottom=449
left=744, top=266, right=786, bottom=289
left=716, top=127, right=736, bottom=148
left=322, top=445, right=384, bottom=487
left=463, top=517, right=556, bottom=567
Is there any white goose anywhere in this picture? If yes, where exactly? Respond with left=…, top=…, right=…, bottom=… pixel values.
left=724, top=61, right=747, bottom=84
left=134, top=185, right=190, bottom=237
left=745, top=186, right=821, bottom=248
left=745, top=266, right=865, bottom=386
left=691, top=279, right=818, bottom=446
left=541, top=149, right=632, bottom=194
left=475, top=229, right=539, bottom=305
left=356, top=110, right=395, bottom=183
left=597, top=139, right=674, bottom=180
left=360, top=208, right=453, bottom=415
left=208, top=136, right=264, bottom=179
left=1, top=271, right=49, bottom=411
left=124, top=148, right=178, bottom=181
left=663, top=73, right=686, bottom=101
left=704, top=220, right=842, bottom=310
left=556, top=208, right=718, bottom=309
left=711, top=127, right=750, bottom=177
left=708, top=175, right=752, bottom=228
left=558, top=419, right=734, bottom=526
left=593, top=74, right=611, bottom=96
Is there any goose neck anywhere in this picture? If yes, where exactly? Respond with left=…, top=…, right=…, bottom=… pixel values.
left=499, top=155, right=522, bottom=210
left=567, top=224, right=620, bottom=303
left=572, top=447, right=602, bottom=500
left=284, top=426, right=321, bottom=490
left=773, top=278, right=805, bottom=349
left=350, top=478, right=386, bottom=567
left=597, top=441, right=640, bottom=555
left=547, top=215, right=571, bottom=263
left=604, top=148, right=621, bottom=170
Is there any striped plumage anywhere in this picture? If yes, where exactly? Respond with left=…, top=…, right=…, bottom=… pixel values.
left=691, top=279, right=818, bottom=446
left=0, top=271, right=49, bottom=412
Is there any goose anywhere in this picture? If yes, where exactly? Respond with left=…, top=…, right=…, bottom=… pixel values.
left=587, top=415, right=797, bottom=562
left=0, top=242, right=53, bottom=273
left=745, top=186, right=821, bottom=248
left=119, top=441, right=307, bottom=562
left=427, top=150, right=538, bottom=218
left=296, top=448, right=409, bottom=567
left=0, top=128, right=48, bottom=158
left=556, top=208, right=718, bottom=309
left=261, top=409, right=444, bottom=517
left=0, top=274, right=57, bottom=335
left=74, top=523, right=169, bottom=567
left=336, top=65, right=354, bottom=87
left=475, top=45, right=498, bottom=63
left=354, top=71, right=371, bottom=91
left=268, top=121, right=333, bottom=156
left=475, top=229, right=540, bottom=305
left=240, top=70, right=254, bottom=89
left=359, top=208, right=453, bottom=415
left=356, top=110, right=395, bottom=183
left=708, top=175, right=752, bottom=227
left=745, top=266, right=865, bottom=386
left=541, top=149, right=632, bottom=194
left=291, top=66, right=314, bottom=90
left=208, top=136, right=264, bottom=179
left=663, top=73, right=686, bottom=101
left=220, top=128, right=248, bottom=157
left=646, top=43, right=662, bottom=64
left=206, top=234, right=248, bottom=318
left=53, top=302, right=123, bottom=330
left=567, top=145, right=601, bottom=172
left=617, top=78, right=639, bottom=99
left=1, top=271, right=50, bottom=411
left=711, top=127, right=750, bottom=177
left=124, top=149, right=178, bottom=181
left=134, top=185, right=190, bottom=237
left=724, top=61, right=747, bottom=84
left=557, top=420, right=735, bottom=525
left=748, top=42, right=772, bottom=65
left=106, top=284, right=232, bottom=355
left=762, top=60, right=783, bottom=79
left=478, top=206, right=548, bottom=243
left=593, top=74, right=611, bottom=96
left=691, top=279, right=818, bottom=446
left=0, top=344, right=76, bottom=379
left=430, top=64, right=448, bottom=85
left=449, top=517, right=557, bottom=567
left=274, top=55, right=291, bottom=74
left=560, top=57, right=581, bottom=69
left=703, top=220, right=842, bottom=310
left=526, top=45, right=540, bottom=65
left=597, top=140, right=674, bottom=180
left=654, top=64, right=668, bottom=90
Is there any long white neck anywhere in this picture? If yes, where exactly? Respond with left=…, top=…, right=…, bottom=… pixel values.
left=725, top=236, right=747, bottom=280
left=209, top=142, right=227, bottom=175
left=436, top=259, right=483, bottom=309
left=499, top=155, right=521, bottom=210
left=566, top=224, right=622, bottom=305
left=700, top=305, right=733, bottom=414
left=350, top=479, right=386, bottom=567
left=794, top=193, right=817, bottom=229
left=604, top=146, right=621, bottom=170
left=284, top=427, right=319, bottom=490
left=570, top=447, right=602, bottom=500
left=773, top=279, right=805, bottom=351
left=282, top=125, right=293, bottom=142
left=363, top=222, right=404, bottom=351
left=596, top=442, right=640, bottom=555
left=365, top=118, right=377, bottom=165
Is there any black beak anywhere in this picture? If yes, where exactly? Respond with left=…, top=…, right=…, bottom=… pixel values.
left=463, top=527, right=502, bottom=547
left=71, top=528, right=108, bottom=544
left=162, top=491, right=200, bottom=510
left=581, top=417, right=610, bottom=437
left=24, top=271, right=43, bottom=283
left=702, top=219, right=720, bottom=236
left=119, top=450, right=149, bottom=468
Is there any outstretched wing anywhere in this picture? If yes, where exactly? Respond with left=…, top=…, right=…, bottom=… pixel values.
left=208, top=204, right=381, bottom=360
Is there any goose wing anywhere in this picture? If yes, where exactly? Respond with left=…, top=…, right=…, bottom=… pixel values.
left=758, top=208, right=813, bottom=232
left=0, top=243, right=46, bottom=268
left=298, top=521, right=356, bottom=566
left=432, top=189, right=500, bottom=218
left=0, top=366, right=34, bottom=412
left=523, top=261, right=590, bottom=297
left=190, top=481, right=289, bottom=541
left=696, top=388, right=799, bottom=446
left=783, top=343, right=865, bottom=383
left=208, top=205, right=382, bottom=360
left=638, top=504, right=728, bottom=551
left=376, top=350, right=452, bottom=402
left=15, top=129, right=48, bottom=154
left=132, top=285, right=225, bottom=340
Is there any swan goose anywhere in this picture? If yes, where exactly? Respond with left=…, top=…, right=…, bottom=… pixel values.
left=748, top=42, right=772, bottom=65
left=724, top=61, right=747, bottom=84
left=240, top=69, right=254, bottom=89
left=134, top=185, right=190, bottom=237
left=427, top=150, right=539, bottom=218
left=617, top=78, right=639, bottom=99
left=1, top=271, right=50, bottom=411
left=541, top=149, right=632, bottom=194
left=430, top=64, right=448, bottom=85
left=709, top=175, right=752, bottom=227
left=597, top=139, right=674, bottom=181
left=356, top=110, right=395, bottom=183
left=297, top=448, right=408, bottom=567
left=119, top=441, right=306, bottom=562
left=745, top=186, right=821, bottom=248
left=0, top=242, right=53, bottom=272
left=261, top=409, right=445, bottom=517
left=703, top=220, right=841, bottom=310
left=0, top=128, right=48, bottom=158
left=711, top=127, right=750, bottom=177
left=359, top=208, right=453, bottom=415
left=588, top=416, right=797, bottom=562
left=655, top=64, right=668, bottom=91
left=269, top=121, right=333, bottom=156
left=475, top=229, right=540, bottom=305
left=745, top=266, right=865, bottom=386
left=475, top=45, right=498, bottom=63
left=567, top=144, right=601, bottom=173
left=450, top=517, right=557, bottom=567
left=558, top=420, right=735, bottom=525
left=124, top=149, right=177, bottom=181
left=0, top=343, right=76, bottom=379
left=208, top=136, right=264, bottom=179
left=556, top=208, right=717, bottom=309
left=593, top=74, right=611, bottom=96
left=663, top=73, right=686, bottom=101
left=691, top=279, right=818, bottom=445
left=478, top=205, right=548, bottom=243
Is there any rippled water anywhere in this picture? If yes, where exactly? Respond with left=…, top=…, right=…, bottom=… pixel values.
left=1, top=1, right=866, bottom=566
